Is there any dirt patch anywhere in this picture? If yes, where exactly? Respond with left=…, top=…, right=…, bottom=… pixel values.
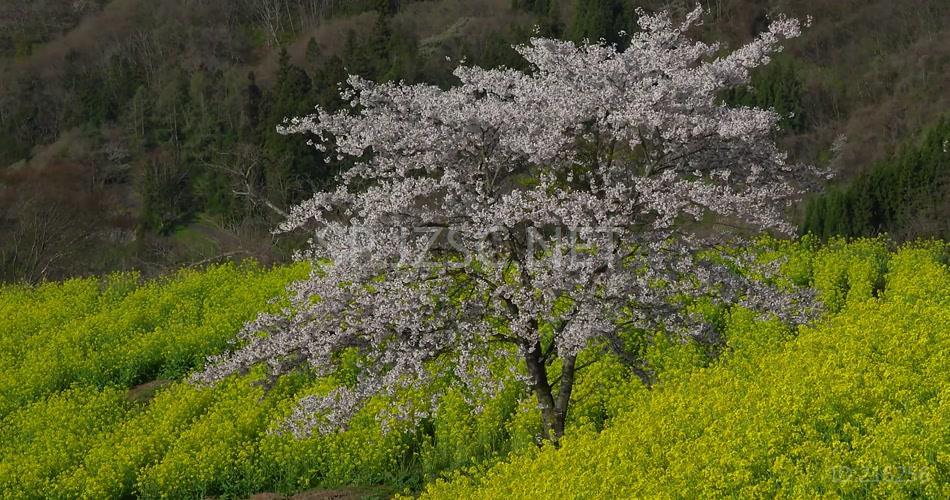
left=248, top=486, right=394, bottom=500
left=127, top=379, right=171, bottom=404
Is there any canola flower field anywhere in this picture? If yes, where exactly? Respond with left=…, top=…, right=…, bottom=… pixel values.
left=1, top=239, right=948, bottom=499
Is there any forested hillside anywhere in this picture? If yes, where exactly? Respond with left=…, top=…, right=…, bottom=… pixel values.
left=802, top=118, right=950, bottom=240
left=1, top=0, right=948, bottom=283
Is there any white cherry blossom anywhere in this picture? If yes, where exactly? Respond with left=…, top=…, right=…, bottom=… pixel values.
left=195, top=6, right=823, bottom=443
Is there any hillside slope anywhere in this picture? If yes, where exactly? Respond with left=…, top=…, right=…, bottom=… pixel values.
left=1, top=0, right=948, bottom=283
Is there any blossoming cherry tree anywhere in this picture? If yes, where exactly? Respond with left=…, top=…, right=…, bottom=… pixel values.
left=197, top=7, right=821, bottom=444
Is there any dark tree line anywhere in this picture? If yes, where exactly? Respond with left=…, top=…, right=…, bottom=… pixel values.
left=802, top=118, right=950, bottom=240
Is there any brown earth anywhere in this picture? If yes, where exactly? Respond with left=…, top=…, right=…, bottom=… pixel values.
left=248, top=485, right=395, bottom=500
left=127, top=379, right=171, bottom=404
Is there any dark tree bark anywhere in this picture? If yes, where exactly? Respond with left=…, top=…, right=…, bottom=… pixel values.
left=524, top=338, right=577, bottom=446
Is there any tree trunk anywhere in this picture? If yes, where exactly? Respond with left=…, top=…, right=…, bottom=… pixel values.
left=524, top=340, right=577, bottom=447
left=553, top=353, right=576, bottom=439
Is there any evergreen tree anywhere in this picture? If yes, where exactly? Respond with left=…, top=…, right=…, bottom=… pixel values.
left=305, top=37, right=321, bottom=71
left=342, top=29, right=372, bottom=78
left=243, top=72, right=262, bottom=138
left=802, top=118, right=950, bottom=240
left=139, top=149, right=192, bottom=234
left=512, top=0, right=552, bottom=16
left=104, top=53, right=144, bottom=122
left=261, top=50, right=321, bottom=209
left=369, top=14, right=394, bottom=75
left=374, top=0, right=398, bottom=16
left=723, top=57, right=806, bottom=133
left=127, top=85, right=154, bottom=149
left=570, top=0, right=631, bottom=47
left=311, top=56, right=348, bottom=112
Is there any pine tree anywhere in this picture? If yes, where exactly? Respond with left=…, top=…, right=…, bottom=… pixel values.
left=369, top=13, right=394, bottom=75
left=375, top=0, right=397, bottom=16
left=261, top=52, right=320, bottom=209
left=723, top=57, right=806, bottom=133
left=305, top=37, right=321, bottom=71
left=570, top=0, right=631, bottom=47
left=244, top=72, right=262, bottom=138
